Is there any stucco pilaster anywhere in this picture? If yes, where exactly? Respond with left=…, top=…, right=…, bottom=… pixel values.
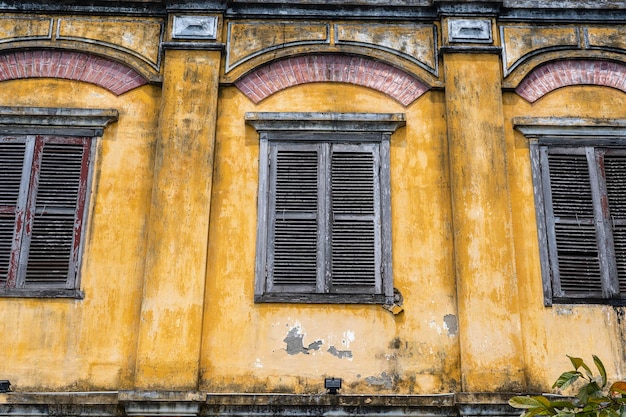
left=443, top=50, right=525, bottom=392
left=134, top=46, right=221, bottom=389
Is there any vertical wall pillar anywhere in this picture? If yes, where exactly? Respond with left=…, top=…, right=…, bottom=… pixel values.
left=134, top=32, right=222, bottom=388
left=441, top=14, right=525, bottom=392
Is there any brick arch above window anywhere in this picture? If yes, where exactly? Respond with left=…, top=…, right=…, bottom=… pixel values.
left=515, top=59, right=626, bottom=103
left=234, top=54, right=429, bottom=107
left=0, top=50, right=148, bottom=96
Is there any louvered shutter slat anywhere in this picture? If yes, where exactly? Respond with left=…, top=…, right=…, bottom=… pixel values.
left=25, top=142, right=85, bottom=287
left=0, top=141, right=26, bottom=286
left=604, top=154, right=626, bottom=295
left=331, top=150, right=378, bottom=291
left=270, top=149, right=318, bottom=288
left=548, top=152, right=603, bottom=295
left=554, top=223, right=602, bottom=292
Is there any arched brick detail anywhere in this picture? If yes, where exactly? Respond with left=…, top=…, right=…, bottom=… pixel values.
left=235, top=55, right=429, bottom=106
left=516, top=60, right=626, bottom=102
left=0, top=50, right=147, bottom=95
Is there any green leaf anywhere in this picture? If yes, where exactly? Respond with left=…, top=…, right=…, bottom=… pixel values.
left=535, top=396, right=553, bottom=408
left=550, top=400, right=578, bottom=410
left=526, top=407, right=552, bottom=417
left=554, top=372, right=582, bottom=390
left=569, top=356, right=585, bottom=371
left=588, top=381, right=603, bottom=398
left=510, top=396, right=550, bottom=409
left=577, top=382, right=603, bottom=404
left=594, top=355, right=608, bottom=388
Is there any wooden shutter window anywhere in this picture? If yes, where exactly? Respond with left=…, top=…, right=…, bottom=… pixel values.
left=0, top=140, right=27, bottom=286
left=604, top=153, right=626, bottom=295
left=269, top=147, right=319, bottom=290
left=546, top=150, right=602, bottom=296
left=0, top=136, right=90, bottom=292
left=330, top=147, right=380, bottom=292
left=515, top=117, right=626, bottom=305
left=247, top=112, right=404, bottom=304
left=0, top=106, right=117, bottom=298
left=267, top=143, right=383, bottom=296
left=24, top=139, right=89, bottom=288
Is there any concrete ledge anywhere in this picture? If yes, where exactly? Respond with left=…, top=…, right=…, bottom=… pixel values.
left=0, top=391, right=518, bottom=417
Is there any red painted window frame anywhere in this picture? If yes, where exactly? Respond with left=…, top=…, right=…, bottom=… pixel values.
left=0, top=135, right=91, bottom=293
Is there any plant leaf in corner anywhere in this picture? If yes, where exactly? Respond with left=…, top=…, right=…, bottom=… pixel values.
left=554, top=371, right=581, bottom=390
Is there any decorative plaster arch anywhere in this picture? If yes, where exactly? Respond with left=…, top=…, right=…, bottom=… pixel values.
left=234, top=54, right=429, bottom=106
left=0, top=49, right=148, bottom=95
left=515, top=59, right=626, bottom=103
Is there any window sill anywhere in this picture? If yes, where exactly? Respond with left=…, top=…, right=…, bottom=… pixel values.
left=0, top=289, right=84, bottom=299
left=255, top=293, right=387, bottom=304
left=551, top=297, right=626, bottom=306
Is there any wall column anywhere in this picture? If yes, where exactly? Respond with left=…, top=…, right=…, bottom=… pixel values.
left=442, top=27, right=525, bottom=391
left=134, top=44, right=221, bottom=389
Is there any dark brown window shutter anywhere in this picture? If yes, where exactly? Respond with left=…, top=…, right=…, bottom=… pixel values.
left=604, top=154, right=626, bottom=295
left=0, top=140, right=26, bottom=287
left=269, top=148, right=319, bottom=291
left=547, top=151, right=602, bottom=295
left=330, top=149, right=378, bottom=292
left=24, top=138, right=89, bottom=288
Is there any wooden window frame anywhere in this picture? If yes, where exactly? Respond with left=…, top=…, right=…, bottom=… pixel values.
left=515, top=117, right=626, bottom=306
left=246, top=112, right=405, bottom=305
left=0, top=106, right=118, bottom=298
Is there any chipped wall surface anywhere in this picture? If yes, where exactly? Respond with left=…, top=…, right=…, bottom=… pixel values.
left=0, top=14, right=163, bottom=80
left=0, top=2, right=625, bottom=407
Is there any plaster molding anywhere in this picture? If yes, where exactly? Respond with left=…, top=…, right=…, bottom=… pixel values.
left=514, top=117, right=626, bottom=141
left=245, top=112, right=406, bottom=135
left=172, top=15, right=218, bottom=39
left=501, top=24, right=626, bottom=84
left=223, top=21, right=439, bottom=83
left=55, top=16, right=164, bottom=71
left=0, top=106, right=119, bottom=137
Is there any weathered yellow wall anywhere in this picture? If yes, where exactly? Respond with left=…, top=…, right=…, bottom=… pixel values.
left=201, top=83, right=460, bottom=394
left=0, top=79, right=160, bottom=390
left=0, top=10, right=625, bottom=399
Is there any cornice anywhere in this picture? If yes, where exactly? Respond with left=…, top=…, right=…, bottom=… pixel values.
left=1, top=1, right=624, bottom=23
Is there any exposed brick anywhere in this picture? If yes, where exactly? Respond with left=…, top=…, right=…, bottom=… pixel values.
left=234, top=54, right=429, bottom=106
left=0, top=49, right=147, bottom=95
left=516, top=59, right=626, bottom=102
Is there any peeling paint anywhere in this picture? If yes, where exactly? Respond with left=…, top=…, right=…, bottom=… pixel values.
left=443, top=314, right=458, bottom=336
left=342, top=330, right=355, bottom=348
left=555, top=307, right=574, bottom=316
left=429, top=319, right=443, bottom=335
left=365, top=372, right=393, bottom=389
left=308, top=340, right=323, bottom=351
left=327, top=346, right=352, bottom=359
left=283, top=327, right=322, bottom=355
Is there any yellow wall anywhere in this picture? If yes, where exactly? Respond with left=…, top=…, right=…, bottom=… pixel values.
left=0, top=11, right=625, bottom=398
left=504, top=86, right=626, bottom=390
left=0, top=79, right=160, bottom=390
left=201, top=84, right=459, bottom=394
